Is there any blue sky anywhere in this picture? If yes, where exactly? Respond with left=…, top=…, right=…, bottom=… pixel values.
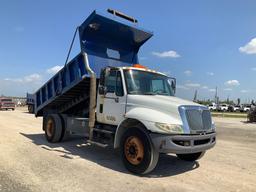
left=0, top=0, right=256, bottom=103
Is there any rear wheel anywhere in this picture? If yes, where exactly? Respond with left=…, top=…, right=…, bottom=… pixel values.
left=28, top=105, right=34, bottom=113
left=44, top=114, right=62, bottom=143
left=176, top=151, right=205, bottom=161
left=121, top=128, right=159, bottom=175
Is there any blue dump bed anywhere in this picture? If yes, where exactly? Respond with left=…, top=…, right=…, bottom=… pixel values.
left=34, top=10, right=153, bottom=116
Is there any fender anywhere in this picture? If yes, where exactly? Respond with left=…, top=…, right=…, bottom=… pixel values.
left=114, top=107, right=182, bottom=148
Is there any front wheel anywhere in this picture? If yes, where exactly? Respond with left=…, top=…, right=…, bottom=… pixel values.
left=176, top=151, right=205, bottom=161
left=120, top=128, right=159, bottom=175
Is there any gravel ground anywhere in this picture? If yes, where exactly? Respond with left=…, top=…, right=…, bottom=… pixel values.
left=0, top=108, right=255, bottom=192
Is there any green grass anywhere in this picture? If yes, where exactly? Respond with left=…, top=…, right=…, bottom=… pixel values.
left=211, top=112, right=248, bottom=118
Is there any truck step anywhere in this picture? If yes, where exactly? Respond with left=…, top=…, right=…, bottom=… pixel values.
left=93, top=128, right=115, bottom=135
left=87, top=140, right=109, bottom=148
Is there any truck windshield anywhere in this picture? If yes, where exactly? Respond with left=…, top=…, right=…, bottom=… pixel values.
left=124, top=69, right=175, bottom=96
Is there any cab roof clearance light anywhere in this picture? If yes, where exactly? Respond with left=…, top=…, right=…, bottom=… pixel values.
left=133, top=64, right=147, bottom=69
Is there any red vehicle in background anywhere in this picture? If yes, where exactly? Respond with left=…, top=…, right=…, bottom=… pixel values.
left=0, top=98, right=15, bottom=111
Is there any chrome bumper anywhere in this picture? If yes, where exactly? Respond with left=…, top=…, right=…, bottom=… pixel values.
left=150, top=132, right=216, bottom=154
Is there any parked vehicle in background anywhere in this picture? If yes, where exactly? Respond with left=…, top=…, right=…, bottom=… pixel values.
left=217, top=104, right=229, bottom=112
left=241, top=104, right=251, bottom=112
left=228, top=105, right=241, bottom=112
left=0, top=98, right=15, bottom=111
left=26, top=93, right=35, bottom=113
left=248, top=105, right=256, bottom=122
left=208, top=103, right=217, bottom=111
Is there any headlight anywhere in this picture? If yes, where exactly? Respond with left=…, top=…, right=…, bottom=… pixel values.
left=211, top=122, right=216, bottom=131
left=155, top=122, right=184, bottom=133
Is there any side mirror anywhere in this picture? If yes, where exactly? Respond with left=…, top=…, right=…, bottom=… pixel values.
left=99, top=69, right=105, bottom=86
left=99, top=86, right=107, bottom=95
left=100, top=67, right=111, bottom=86
left=172, top=81, right=176, bottom=92
left=169, top=78, right=176, bottom=94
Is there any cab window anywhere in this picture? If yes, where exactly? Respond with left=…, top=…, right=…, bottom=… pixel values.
left=105, top=70, right=124, bottom=96
left=105, top=70, right=116, bottom=93
left=116, top=71, right=124, bottom=96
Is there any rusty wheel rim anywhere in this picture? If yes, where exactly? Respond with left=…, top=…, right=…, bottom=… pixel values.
left=124, top=136, right=144, bottom=165
left=46, top=119, right=54, bottom=137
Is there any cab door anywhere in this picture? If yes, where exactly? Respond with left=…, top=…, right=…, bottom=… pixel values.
left=97, top=69, right=126, bottom=125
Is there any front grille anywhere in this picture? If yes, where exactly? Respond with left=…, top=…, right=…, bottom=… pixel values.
left=185, top=109, right=212, bottom=131
left=3, top=103, right=14, bottom=107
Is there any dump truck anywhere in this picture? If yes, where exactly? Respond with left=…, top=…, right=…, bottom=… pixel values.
left=34, top=9, right=216, bottom=174
left=26, top=93, right=35, bottom=113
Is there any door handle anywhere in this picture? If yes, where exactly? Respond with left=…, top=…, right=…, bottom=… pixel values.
left=104, top=96, right=119, bottom=103
left=114, top=97, right=119, bottom=103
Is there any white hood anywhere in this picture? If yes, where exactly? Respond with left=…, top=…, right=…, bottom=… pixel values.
left=126, top=95, right=201, bottom=123
left=127, top=94, right=200, bottom=109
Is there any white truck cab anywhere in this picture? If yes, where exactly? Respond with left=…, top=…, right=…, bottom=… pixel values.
left=94, top=65, right=216, bottom=174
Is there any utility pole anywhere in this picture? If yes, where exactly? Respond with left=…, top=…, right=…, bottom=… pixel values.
left=215, top=86, right=218, bottom=104
left=227, top=95, right=230, bottom=104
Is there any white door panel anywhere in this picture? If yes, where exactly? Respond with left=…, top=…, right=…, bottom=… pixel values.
left=96, top=69, right=126, bottom=125
left=103, top=92, right=126, bottom=125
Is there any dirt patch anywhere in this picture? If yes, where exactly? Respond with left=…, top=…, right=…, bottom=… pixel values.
left=0, top=109, right=255, bottom=192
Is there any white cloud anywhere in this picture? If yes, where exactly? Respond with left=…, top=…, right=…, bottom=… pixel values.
left=177, top=85, right=190, bottom=90
left=208, top=89, right=215, bottom=92
left=207, top=72, right=214, bottom=76
left=184, top=70, right=192, bottom=76
left=4, top=78, right=23, bottom=83
left=201, top=86, right=208, bottom=89
left=241, top=90, right=249, bottom=93
left=152, top=50, right=180, bottom=58
left=239, top=37, right=256, bottom=54
left=4, top=73, right=42, bottom=83
left=225, top=80, right=240, bottom=86
left=24, top=73, right=42, bottom=82
left=224, top=88, right=232, bottom=91
left=185, top=83, right=201, bottom=87
left=251, top=67, right=256, bottom=71
left=46, top=65, right=63, bottom=75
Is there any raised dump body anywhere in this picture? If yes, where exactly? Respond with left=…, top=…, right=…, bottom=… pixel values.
left=34, top=10, right=153, bottom=117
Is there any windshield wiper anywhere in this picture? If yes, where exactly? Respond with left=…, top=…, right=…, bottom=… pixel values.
left=157, top=93, right=169, bottom=96
left=143, top=92, right=157, bottom=95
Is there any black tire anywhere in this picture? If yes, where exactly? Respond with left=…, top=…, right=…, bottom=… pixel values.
left=44, top=114, right=63, bottom=143
left=28, top=105, right=34, bottom=113
left=120, top=127, right=159, bottom=175
left=59, top=114, right=70, bottom=142
left=176, top=151, right=205, bottom=161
